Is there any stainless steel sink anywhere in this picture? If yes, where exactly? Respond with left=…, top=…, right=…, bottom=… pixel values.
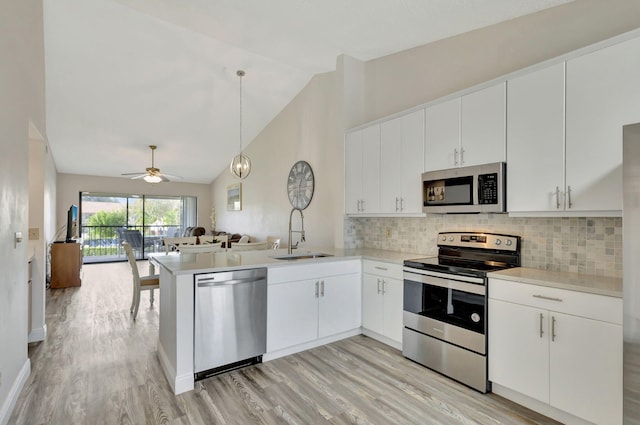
left=271, top=253, right=333, bottom=260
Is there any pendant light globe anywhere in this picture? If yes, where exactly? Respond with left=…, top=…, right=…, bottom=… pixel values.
left=229, top=69, right=251, bottom=180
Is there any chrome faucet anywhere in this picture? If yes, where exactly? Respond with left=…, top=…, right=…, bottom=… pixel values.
left=288, top=207, right=305, bottom=254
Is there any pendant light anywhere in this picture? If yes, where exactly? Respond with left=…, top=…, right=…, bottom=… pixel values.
left=229, top=70, right=251, bottom=180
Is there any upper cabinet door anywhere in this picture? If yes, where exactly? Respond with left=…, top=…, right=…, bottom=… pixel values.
left=360, top=124, right=381, bottom=213
left=460, top=83, right=506, bottom=167
left=399, top=109, right=425, bottom=213
left=344, top=130, right=363, bottom=214
left=565, top=36, right=640, bottom=213
left=380, top=116, right=403, bottom=213
left=425, top=97, right=460, bottom=171
left=507, top=63, right=566, bottom=213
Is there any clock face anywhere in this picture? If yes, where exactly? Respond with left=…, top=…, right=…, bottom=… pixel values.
left=287, top=160, right=315, bottom=209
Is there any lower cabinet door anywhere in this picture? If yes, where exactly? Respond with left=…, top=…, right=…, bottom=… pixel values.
left=549, top=312, right=622, bottom=425
left=362, top=273, right=385, bottom=334
left=267, top=280, right=319, bottom=352
left=382, top=277, right=403, bottom=344
left=488, top=299, right=549, bottom=403
left=319, top=274, right=361, bottom=338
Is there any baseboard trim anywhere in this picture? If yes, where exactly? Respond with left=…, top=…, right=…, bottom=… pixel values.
left=361, top=328, right=402, bottom=350
left=28, top=324, right=47, bottom=343
left=0, top=358, right=30, bottom=425
left=157, top=341, right=193, bottom=395
left=491, top=383, right=592, bottom=425
left=263, top=328, right=361, bottom=362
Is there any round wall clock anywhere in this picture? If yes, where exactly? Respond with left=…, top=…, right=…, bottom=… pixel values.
left=287, top=160, right=315, bottom=210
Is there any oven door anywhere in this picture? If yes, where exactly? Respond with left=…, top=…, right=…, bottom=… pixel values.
left=403, top=269, right=486, bottom=354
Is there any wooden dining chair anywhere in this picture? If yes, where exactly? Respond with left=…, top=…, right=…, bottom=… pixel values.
left=123, top=241, right=159, bottom=320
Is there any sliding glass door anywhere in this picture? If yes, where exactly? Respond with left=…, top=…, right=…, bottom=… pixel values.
left=80, top=192, right=197, bottom=262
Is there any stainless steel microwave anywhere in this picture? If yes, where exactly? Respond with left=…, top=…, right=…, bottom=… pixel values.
left=422, top=162, right=506, bottom=213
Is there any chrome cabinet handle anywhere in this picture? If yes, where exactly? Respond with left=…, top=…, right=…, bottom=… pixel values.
left=375, top=266, right=388, bottom=271
left=315, top=281, right=319, bottom=298
left=361, top=200, right=365, bottom=212
left=567, top=185, right=572, bottom=209
left=400, top=197, right=404, bottom=211
left=539, top=313, right=544, bottom=338
left=381, top=279, right=386, bottom=295
left=395, top=197, right=399, bottom=212
left=320, top=280, right=325, bottom=297
left=551, top=316, right=557, bottom=342
left=555, top=186, right=560, bottom=209
left=454, top=148, right=459, bottom=165
left=377, top=278, right=381, bottom=294
left=460, top=147, right=465, bottom=165
left=533, top=294, right=563, bottom=302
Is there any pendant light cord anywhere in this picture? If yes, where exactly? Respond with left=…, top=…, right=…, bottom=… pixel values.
left=237, top=70, right=244, bottom=155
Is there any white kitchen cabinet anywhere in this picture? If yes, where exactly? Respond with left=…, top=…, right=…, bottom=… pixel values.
left=267, top=261, right=361, bottom=354
left=267, top=279, right=319, bottom=350
left=489, top=278, right=622, bottom=425
left=507, top=63, right=566, bottom=213
left=345, top=125, right=380, bottom=214
left=425, top=97, right=459, bottom=171
left=380, top=109, right=425, bottom=214
left=361, top=260, right=403, bottom=347
left=564, top=36, right=640, bottom=213
left=319, top=274, right=362, bottom=338
left=425, top=84, right=505, bottom=172
left=460, top=83, right=506, bottom=167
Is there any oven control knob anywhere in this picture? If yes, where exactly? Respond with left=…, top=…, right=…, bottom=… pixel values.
left=441, top=235, right=447, bottom=241
left=448, top=236, right=454, bottom=242
left=471, top=313, right=481, bottom=323
left=506, top=240, right=513, bottom=246
left=495, top=239, right=502, bottom=246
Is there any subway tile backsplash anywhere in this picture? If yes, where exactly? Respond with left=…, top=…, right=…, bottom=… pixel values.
left=344, top=215, right=622, bottom=278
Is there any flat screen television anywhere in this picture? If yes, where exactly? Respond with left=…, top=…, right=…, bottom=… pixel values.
left=66, top=204, right=78, bottom=242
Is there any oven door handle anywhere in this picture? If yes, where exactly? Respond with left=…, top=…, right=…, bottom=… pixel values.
left=404, top=271, right=485, bottom=296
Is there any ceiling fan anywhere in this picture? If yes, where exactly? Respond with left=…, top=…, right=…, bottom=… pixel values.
left=121, top=145, right=182, bottom=183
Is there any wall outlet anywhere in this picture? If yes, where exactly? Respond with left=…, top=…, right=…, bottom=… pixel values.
left=29, top=228, right=39, bottom=240
left=386, top=227, right=392, bottom=238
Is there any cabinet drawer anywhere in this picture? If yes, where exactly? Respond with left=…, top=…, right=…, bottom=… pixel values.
left=489, top=278, right=622, bottom=324
left=269, top=260, right=360, bottom=284
left=362, top=260, right=402, bottom=279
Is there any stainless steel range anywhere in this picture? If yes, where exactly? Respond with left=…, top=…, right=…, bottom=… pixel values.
left=402, top=231, right=521, bottom=393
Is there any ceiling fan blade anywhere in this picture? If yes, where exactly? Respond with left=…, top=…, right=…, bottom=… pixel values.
left=129, top=174, right=148, bottom=180
left=121, top=172, right=146, bottom=176
left=159, top=173, right=182, bottom=180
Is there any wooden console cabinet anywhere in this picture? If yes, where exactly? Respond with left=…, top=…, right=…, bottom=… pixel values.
left=50, top=242, right=82, bottom=288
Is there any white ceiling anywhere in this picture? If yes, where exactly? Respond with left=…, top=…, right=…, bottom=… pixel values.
left=43, top=0, right=572, bottom=184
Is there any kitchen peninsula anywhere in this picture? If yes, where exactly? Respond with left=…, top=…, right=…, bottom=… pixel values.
left=151, top=247, right=420, bottom=395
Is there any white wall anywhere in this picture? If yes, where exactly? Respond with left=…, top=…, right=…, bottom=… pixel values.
left=211, top=71, right=341, bottom=250
left=56, top=173, right=213, bottom=235
left=0, top=1, right=45, bottom=424
left=28, top=136, right=55, bottom=343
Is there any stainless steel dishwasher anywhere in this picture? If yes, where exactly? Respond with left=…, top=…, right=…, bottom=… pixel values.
left=194, top=267, right=267, bottom=380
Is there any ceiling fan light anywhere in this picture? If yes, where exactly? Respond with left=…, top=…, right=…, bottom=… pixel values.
left=229, top=153, right=251, bottom=180
left=143, top=174, right=162, bottom=183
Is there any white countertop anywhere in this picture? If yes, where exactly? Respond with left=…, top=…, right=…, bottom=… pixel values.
left=488, top=267, right=622, bottom=298
left=149, top=247, right=426, bottom=276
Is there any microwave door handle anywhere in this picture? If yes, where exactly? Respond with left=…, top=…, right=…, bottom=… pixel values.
left=476, top=174, right=482, bottom=205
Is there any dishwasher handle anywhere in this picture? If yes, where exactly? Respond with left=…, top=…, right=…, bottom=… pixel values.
left=197, top=276, right=265, bottom=287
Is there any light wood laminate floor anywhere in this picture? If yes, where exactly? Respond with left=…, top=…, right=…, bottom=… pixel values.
left=10, top=261, right=558, bottom=425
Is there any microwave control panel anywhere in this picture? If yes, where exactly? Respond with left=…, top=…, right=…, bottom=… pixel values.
left=478, top=173, right=498, bottom=204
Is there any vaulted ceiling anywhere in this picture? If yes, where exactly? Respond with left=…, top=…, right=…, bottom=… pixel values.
left=43, top=0, right=572, bottom=184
